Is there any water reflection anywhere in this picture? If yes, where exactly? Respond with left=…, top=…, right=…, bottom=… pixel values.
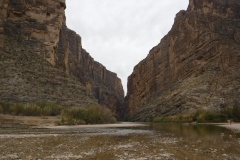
left=150, top=123, right=240, bottom=155
left=150, top=123, right=239, bottom=138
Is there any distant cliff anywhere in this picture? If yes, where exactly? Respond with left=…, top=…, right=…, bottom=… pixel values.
left=125, top=0, right=240, bottom=121
left=57, top=27, right=124, bottom=118
left=0, top=0, right=124, bottom=117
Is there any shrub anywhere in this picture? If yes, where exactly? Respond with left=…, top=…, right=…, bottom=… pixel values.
left=153, top=110, right=228, bottom=123
left=35, top=102, right=62, bottom=116
left=0, top=101, right=116, bottom=125
left=153, top=115, right=193, bottom=123
left=0, top=101, right=62, bottom=116
left=60, top=105, right=116, bottom=125
left=23, top=104, right=42, bottom=116
left=41, top=104, right=62, bottom=116
left=193, top=110, right=227, bottom=123
left=153, top=116, right=166, bottom=123
left=9, top=103, right=25, bottom=115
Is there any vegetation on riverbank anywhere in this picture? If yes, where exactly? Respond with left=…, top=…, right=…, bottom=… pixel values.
left=153, top=107, right=240, bottom=123
left=0, top=101, right=238, bottom=124
left=60, top=106, right=116, bottom=125
left=0, top=102, right=61, bottom=116
left=0, top=102, right=116, bottom=125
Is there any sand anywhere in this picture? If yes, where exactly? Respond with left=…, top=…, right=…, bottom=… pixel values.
left=218, top=123, right=240, bottom=132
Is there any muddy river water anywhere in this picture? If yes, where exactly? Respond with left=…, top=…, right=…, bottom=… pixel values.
left=0, top=123, right=240, bottom=160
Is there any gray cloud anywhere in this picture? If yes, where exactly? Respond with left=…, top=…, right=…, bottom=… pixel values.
left=66, top=0, right=189, bottom=94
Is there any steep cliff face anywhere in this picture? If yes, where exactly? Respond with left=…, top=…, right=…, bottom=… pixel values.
left=57, top=27, right=124, bottom=117
left=0, top=0, right=96, bottom=107
left=125, top=0, right=240, bottom=120
left=0, top=0, right=124, bottom=115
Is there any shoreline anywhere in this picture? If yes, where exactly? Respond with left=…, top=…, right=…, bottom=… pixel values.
left=217, top=123, right=240, bottom=133
left=1, top=114, right=240, bottom=133
left=43, top=122, right=148, bottom=129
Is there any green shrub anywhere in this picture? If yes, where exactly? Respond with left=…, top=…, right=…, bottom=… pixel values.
left=9, top=103, right=25, bottom=115
left=41, top=104, right=62, bottom=116
left=35, top=102, right=62, bottom=116
left=23, top=104, right=42, bottom=116
left=60, top=108, right=86, bottom=125
left=60, top=114, right=86, bottom=125
left=0, top=101, right=62, bottom=116
left=60, top=105, right=116, bottom=125
left=193, top=110, right=227, bottom=123
left=153, top=116, right=166, bottom=122
left=153, top=115, right=193, bottom=123
left=153, top=110, right=228, bottom=123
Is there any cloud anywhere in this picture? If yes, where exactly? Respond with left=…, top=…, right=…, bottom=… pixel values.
left=66, top=0, right=189, bottom=94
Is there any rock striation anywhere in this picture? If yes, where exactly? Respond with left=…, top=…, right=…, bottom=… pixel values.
left=0, top=0, right=124, bottom=116
left=57, top=27, right=124, bottom=117
left=125, top=0, right=240, bottom=121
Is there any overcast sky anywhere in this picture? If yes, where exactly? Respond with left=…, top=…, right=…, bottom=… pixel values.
left=66, top=0, right=189, bottom=94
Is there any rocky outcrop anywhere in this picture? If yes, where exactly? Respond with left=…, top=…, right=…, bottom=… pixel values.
left=0, top=0, right=66, bottom=65
left=125, top=0, right=240, bottom=121
left=0, top=0, right=124, bottom=115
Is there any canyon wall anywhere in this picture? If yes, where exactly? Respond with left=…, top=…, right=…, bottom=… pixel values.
left=125, top=0, right=240, bottom=121
left=0, top=0, right=124, bottom=116
left=57, top=26, right=124, bottom=117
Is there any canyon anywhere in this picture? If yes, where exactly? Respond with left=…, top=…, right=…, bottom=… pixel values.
left=0, top=0, right=239, bottom=121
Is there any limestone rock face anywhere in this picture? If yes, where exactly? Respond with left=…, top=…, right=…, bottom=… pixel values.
left=125, top=0, right=240, bottom=121
left=0, top=0, right=66, bottom=65
left=0, top=0, right=124, bottom=115
left=57, top=27, right=124, bottom=117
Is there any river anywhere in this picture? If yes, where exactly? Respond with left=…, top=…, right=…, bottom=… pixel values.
left=0, top=122, right=239, bottom=159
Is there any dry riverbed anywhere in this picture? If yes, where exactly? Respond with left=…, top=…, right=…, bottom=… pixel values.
left=0, top=115, right=240, bottom=160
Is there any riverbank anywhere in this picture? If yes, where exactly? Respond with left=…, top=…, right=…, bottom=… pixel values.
left=0, top=114, right=147, bottom=129
left=0, top=122, right=239, bottom=159
left=1, top=114, right=240, bottom=134
left=44, top=122, right=148, bottom=129
left=218, top=123, right=240, bottom=133
left=0, top=114, right=60, bottom=128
